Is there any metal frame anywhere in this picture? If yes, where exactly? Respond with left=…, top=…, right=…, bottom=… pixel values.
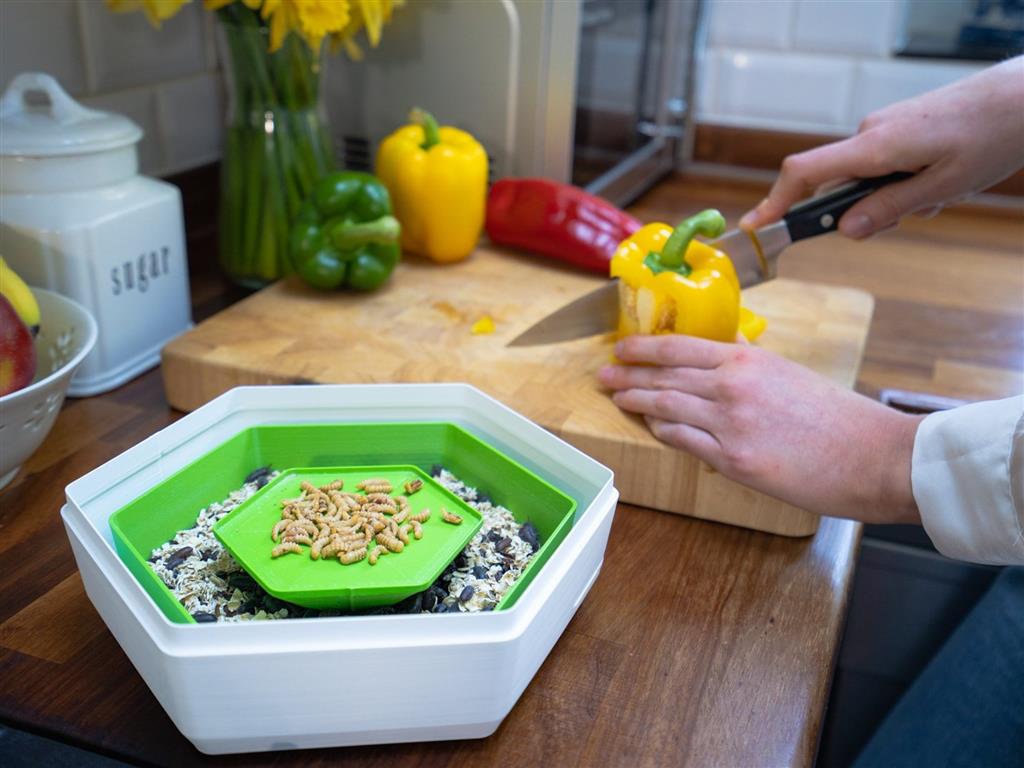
left=583, top=0, right=704, bottom=207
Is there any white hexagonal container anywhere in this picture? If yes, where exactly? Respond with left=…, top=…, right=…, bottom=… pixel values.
left=62, top=384, right=617, bottom=754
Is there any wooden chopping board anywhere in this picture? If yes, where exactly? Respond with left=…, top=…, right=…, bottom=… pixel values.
left=163, top=247, right=873, bottom=536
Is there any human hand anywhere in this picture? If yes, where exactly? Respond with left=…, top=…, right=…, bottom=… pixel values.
left=739, top=56, right=1024, bottom=239
left=598, top=335, right=925, bottom=524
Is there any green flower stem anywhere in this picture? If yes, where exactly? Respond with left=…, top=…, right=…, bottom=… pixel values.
left=216, top=6, right=336, bottom=286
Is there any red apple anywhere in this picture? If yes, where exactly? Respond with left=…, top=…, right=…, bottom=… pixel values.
left=0, top=294, right=36, bottom=396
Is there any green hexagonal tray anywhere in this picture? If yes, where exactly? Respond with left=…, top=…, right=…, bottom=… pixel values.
left=213, top=466, right=482, bottom=611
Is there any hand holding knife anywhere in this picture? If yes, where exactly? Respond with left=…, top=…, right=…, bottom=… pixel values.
left=508, top=172, right=912, bottom=347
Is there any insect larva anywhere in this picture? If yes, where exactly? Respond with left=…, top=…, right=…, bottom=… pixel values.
left=320, top=542, right=341, bottom=559
left=441, top=508, right=463, bottom=525
left=371, top=519, right=387, bottom=533
left=271, top=542, right=302, bottom=558
left=375, top=532, right=404, bottom=553
left=364, top=493, right=396, bottom=506
left=411, top=520, right=423, bottom=540
left=356, top=477, right=392, bottom=490
left=368, top=546, right=386, bottom=565
left=271, top=520, right=291, bottom=542
left=387, top=518, right=399, bottom=536
left=404, top=478, right=423, bottom=495
left=397, top=524, right=411, bottom=544
left=310, top=537, right=330, bottom=560
left=396, top=495, right=410, bottom=513
left=320, top=480, right=343, bottom=491
left=339, top=547, right=367, bottom=565
left=300, top=481, right=319, bottom=495
left=392, top=509, right=409, bottom=524
left=284, top=533, right=314, bottom=547
left=408, top=509, right=431, bottom=524
left=363, top=503, right=396, bottom=516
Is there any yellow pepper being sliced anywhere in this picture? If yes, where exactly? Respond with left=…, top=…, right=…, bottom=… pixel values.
left=610, top=210, right=766, bottom=342
left=375, top=108, right=487, bottom=263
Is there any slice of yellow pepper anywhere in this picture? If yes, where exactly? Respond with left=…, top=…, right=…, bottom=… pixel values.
left=610, top=210, right=766, bottom=342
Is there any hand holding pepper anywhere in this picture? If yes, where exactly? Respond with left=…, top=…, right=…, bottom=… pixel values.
left=289, top=171, right=401, bottom=291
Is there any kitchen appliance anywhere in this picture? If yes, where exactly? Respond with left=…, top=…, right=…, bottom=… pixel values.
left=324, top=0, right=702, bottom=207
left=62, top=383, right=618, bottom=753
left=507, top=172, right=911, bottom=347
left=0, top=72, right=192, bottom=396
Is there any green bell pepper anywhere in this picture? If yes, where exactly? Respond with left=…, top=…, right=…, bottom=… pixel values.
left=289, top=171, right=402, bottom=291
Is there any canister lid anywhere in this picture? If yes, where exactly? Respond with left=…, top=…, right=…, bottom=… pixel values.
left=0, top=72, right=143, bottom=157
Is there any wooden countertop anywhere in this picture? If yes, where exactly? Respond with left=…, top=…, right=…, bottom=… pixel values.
left=0, top=172, right=1020, bottom=767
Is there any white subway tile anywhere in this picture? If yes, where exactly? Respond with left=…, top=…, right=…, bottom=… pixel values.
left=793, top=0, right=900, bottom=57
left=0, top=0, right=87, bottom=95
left=713, top=49, right=855, bottom=130
left=157, top=72, right=225, bottom=174
left=707, top=0, right=795, bottom=50
left=852, top=59, right=985, bottom=119
left=79, top=0, right=209, bottom=92
left=82, top=87, right=163, bottom=175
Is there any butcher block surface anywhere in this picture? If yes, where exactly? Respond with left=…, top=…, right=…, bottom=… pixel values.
left=162, top=246, right=873, bottom=536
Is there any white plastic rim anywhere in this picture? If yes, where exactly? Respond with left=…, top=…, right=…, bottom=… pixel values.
left=0, top=287, right=98, bottom=407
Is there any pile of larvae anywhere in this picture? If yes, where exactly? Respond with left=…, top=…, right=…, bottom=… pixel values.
left=270, top=477, right=463, bottom=566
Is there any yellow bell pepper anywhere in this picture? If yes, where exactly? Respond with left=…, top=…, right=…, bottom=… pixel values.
left=375, top=108, right=487, bottom=263
left=610, top=210, right=766, bottom=342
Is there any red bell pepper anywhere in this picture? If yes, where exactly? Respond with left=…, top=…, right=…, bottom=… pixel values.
left=485, top=178, right=642, bottom=274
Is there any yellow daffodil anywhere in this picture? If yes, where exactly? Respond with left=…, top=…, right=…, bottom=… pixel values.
left=106, top=0, right=190, bottom=27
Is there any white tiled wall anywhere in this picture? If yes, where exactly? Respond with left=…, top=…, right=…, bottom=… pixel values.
left=698, top=0, right=985, bottom=136
left=0, top=0, right=224, bottom=177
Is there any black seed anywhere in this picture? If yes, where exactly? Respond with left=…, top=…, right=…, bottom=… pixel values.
left=227, top=572, right=255, bottom=590
left=201, top=550, right=217, bottom=561
left=487, top=530, right=502, bottom=543
left=459, top=585, right=475, bottom=602
left=476, top=492, right=492, bottom=504
left=519, top=522, right=540, bottom=551
left=430, top=464, right=444, bottom=478
left=422, top=592, right=437, bottom=611
left=433, top=602, right=449, bottom=613
left=496, top=537, right=512, bottom=553
left=191, top=612, right=217, bottom=623
left=483, top=604, right=495, bottom=612
left=454, top=553, right=468, bottom=569
left=472, top=565, right=488, bottom=579
left=165, top=546, right=193, bottom=570
left=255, top=476, right=271, bottom=489
left=245, top=466, right=272, bottom=484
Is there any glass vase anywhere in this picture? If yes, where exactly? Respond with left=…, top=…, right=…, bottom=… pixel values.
left=217, top=9, right=335, bottom=288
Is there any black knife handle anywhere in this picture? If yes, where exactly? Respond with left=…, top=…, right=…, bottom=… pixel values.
left=783, top=171, right=913, bottom=242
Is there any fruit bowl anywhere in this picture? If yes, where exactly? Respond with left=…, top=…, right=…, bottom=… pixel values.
left=0, top=288, right=97, bottom=489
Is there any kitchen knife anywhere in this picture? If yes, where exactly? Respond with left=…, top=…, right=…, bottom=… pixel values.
left=507, top=172, right=911, bottom=347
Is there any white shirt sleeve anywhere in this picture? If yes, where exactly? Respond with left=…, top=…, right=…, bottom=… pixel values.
left=911, top=395, right=1024, bottom=565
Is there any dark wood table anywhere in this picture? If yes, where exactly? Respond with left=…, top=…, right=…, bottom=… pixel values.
left=1, top=173, right=1019, bottom=767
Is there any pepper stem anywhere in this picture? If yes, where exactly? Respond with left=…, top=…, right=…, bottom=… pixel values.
left=327, top=215, right=401, bottom=250
left=411, top=108, right=441, bottom=150
left=655, top=209, right=727, bottom=274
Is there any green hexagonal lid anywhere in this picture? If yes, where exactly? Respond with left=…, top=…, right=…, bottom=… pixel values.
left=213, top=466, right=482, bottom=610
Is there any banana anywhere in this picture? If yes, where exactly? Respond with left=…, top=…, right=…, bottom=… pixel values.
left=0, top=257, right=40, bottom=335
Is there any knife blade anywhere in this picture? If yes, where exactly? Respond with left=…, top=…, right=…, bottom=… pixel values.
left=507, top=172, right=912, bottom=347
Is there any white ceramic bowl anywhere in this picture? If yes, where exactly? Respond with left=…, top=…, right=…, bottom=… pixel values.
left=0, top=288, right=98, bottom=489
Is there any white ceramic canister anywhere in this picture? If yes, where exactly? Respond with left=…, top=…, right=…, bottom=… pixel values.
left=0, top=73, right=192, bottom=396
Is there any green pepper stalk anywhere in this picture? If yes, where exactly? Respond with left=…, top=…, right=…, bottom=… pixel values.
left=411, top=108, right=441, bottom=150
left=644, top=209, right=726, bottom=277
